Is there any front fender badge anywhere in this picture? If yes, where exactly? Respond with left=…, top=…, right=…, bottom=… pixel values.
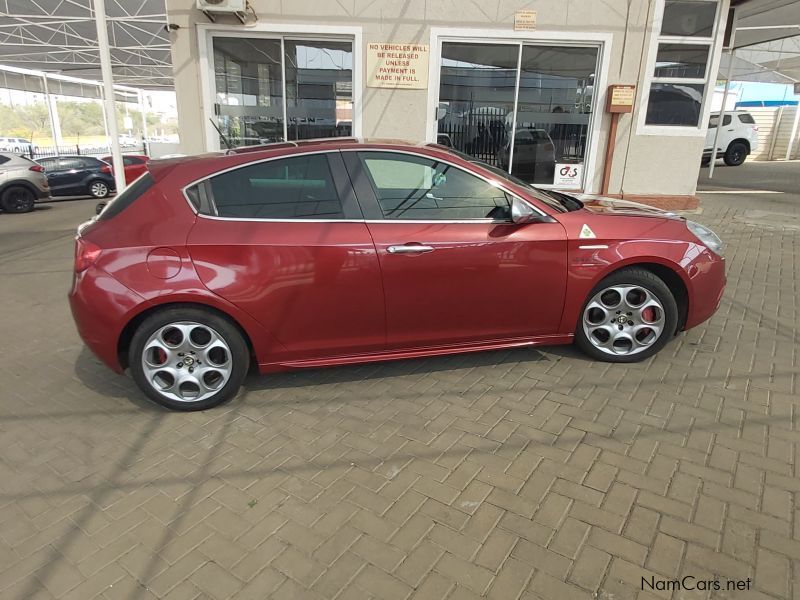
left=579, top=224, right=597, bottom=239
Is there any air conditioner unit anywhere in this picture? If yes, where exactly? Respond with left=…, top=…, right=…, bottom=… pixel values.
left=196, top=0, right=245, bottom=13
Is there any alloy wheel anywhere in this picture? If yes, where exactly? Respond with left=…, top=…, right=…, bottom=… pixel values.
left=582, top=284, right=665, bottom=356
left=91, top=182, right=108, bottom=198
left=141, top=321, right=233, bottom=403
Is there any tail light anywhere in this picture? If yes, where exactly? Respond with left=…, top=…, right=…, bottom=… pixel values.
left=29, top=164, right=45, bottom=172
left=100, top=164, right=112, bottom=174
left=75, top=237, right=102, bottom=273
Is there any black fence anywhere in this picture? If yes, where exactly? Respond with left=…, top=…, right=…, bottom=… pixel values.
left=17, top=143, right=146, bottom=160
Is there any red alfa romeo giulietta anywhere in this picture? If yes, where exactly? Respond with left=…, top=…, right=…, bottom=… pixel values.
left=69, top=139, right=726, bottom=410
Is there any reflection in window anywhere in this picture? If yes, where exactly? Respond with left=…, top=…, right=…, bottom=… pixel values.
left=437, top=43, right=518, bottom=166
left=284, top=40, right=353, bottom=140
left=661, top=1, right=717, bottom=37
left=359, top=152, right=511, bottom=221
left=213, top=37, right=285, bottom=146
left=511, top=45, right=597, bottom=185
left=654, top=44, right=709, bottom=78
left=208, top=154, right=344, bottom=219
left=646, top=83, right=704, bottom=126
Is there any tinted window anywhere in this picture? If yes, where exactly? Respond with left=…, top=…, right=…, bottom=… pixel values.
left=654, top=44, right=709, bottom=78
left=97, top=173, right=154, bottom=220
left=0, top=156, right=9, bottom=165
left=359, top=152, right=511, bottom=221
left=661, top=1, right=717, bottom=37
left=738, top=113, right=755, bottom=124
left=645, top=83, right=704, bottom=126
left=81, top=158, right=103, bottom=168
left=208, top=153, right=343, bottom=219
left=708, top=114, right=732, bottom=128
left=58, top=157, right=85, bottom=170
left=37, top=158, right=57, bottom=169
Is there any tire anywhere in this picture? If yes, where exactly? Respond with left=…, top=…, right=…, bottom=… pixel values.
left=89, top=180, right=110, bottom=198
left=723, top=141, right=748, bottom=166
left=574, top=267, right=678, bottom=363
left=129, top=307, right=249, bottom=411
left=0, top=185, right=36, bottom=213
left=700, top=157, right=711, bottom=167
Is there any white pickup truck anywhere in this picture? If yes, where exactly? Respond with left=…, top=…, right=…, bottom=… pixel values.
left=702, top=110, right=759, bottom=167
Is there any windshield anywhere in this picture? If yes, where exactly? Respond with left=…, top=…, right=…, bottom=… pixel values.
left=444, top=148, right=581, bottom=212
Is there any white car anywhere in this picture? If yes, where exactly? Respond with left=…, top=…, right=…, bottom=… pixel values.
left=0, top=137, right=34, bottom=153
left=703, top=110, right=759, bottom=166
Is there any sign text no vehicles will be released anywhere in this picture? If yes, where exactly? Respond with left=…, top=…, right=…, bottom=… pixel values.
left=366, top=43, right=430, bottom=89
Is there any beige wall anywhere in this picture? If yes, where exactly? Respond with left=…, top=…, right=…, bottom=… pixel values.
left=166, top=0, right=728, bottom=196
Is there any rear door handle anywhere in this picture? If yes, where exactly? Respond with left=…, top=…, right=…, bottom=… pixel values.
left=387, top=244, right=435, bottom=254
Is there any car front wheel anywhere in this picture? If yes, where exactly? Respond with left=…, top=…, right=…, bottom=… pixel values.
left=89, top=180, right=110, bottom=198
left=129, top=307, right=249, bottom=410
left=575, top=268, right=678, bottom=363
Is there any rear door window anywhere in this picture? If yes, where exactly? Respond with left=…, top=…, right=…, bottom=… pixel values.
left=205, top=153, right=345, bottom=219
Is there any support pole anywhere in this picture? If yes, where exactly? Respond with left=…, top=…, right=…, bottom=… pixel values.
left=708, top=50, right=735, bottom=179
left=785, top=103, right=800, bottom=160
left=601, top=112, right=620, bottom=196
left=93, top=0, right=126, bottom=193
left=138, top=89, right=149, bottom=155
left=42, top=75, right=62, bottom=156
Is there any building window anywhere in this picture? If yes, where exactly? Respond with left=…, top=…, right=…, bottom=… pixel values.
left=436, top=42, right=599, bottom=187
left=645, top=0, right=718, bottom=127
left=212, top=36, right=353, bottom=147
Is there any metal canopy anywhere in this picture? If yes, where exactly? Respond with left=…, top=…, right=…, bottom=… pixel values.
left=0, top=0, right=172, bottom=89
left=733, top=0, right=800, bottom=49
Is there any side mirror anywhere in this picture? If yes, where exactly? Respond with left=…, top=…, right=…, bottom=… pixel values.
left=95, top=202, right=107, bottom=216
left=510, top=195, right=553, bottom=224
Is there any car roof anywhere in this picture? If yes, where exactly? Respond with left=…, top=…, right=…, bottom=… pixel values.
left=148, top=137, right=467, bottom=179
left=147, top=138, right=472, bottom=187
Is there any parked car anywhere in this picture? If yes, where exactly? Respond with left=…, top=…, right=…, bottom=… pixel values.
left=497, top=129, right=557, bottom=183
left=69, top=139, right=726, bottom=411
left=101, top=154, right=149, bottom=184
left=0, top=137, right=35, bottom=153
left=703, top=110, right=759, bottom=166
left=0, top=152, right=50, bottom=213
left=37, top=156, right=116, bottom=198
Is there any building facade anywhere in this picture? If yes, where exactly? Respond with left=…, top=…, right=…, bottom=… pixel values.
left=165, top=0, right=730, bottom=199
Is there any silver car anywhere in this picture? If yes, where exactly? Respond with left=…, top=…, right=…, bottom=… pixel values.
left=0, top=152, right=51, bottom=213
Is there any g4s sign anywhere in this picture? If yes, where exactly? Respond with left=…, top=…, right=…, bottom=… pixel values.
left=554, top=163, right=583, bottom=189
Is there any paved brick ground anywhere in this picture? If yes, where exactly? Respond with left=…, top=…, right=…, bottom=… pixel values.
left=1, top=165, right=798, bottom=600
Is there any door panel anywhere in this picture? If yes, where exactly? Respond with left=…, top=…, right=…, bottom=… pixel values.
left=187, top=220, right=386, bottom=359
left=366, top=221, right=567, bottom=348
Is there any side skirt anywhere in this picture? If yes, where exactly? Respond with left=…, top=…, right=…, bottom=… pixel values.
left=258, top=334, right=574, bottom=373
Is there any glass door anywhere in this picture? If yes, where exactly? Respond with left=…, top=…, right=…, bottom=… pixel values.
left=436, top=40, right=600, bottom=189
left=212, top=36, right=354, bottom=148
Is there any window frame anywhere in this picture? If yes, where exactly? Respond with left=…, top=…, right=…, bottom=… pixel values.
left=182, top=150, right=363, bottom=222
left=638, top=0, right=723, bottom=136
left=198, top=24, right=363, bottom=152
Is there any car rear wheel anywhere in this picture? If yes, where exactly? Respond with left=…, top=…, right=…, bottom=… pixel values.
left=575, top=268, right=678, bottom=363
left=0, top=185, right=36, bottom=213
left=89, top=180, right=110, bottom=198
left=723, top=141, right=748, bottom=166
left=129, top=308, right=249, bottom=410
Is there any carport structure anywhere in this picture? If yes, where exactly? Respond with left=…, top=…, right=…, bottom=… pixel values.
left=0, top=0, right=172, bottom=191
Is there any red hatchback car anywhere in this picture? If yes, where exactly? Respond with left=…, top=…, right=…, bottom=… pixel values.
left=70, top=139, right=726, bottom=410
left=100, top=154, right=149, bottom=184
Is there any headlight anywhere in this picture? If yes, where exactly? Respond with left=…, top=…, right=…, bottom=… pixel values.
left=686, top=220, right=724, bottom=255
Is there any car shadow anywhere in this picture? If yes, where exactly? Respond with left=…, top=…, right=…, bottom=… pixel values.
left=73, top=346, right=165, bottom=413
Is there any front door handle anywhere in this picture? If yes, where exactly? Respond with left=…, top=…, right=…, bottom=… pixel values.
left=387, top=244, right=435, bottom=254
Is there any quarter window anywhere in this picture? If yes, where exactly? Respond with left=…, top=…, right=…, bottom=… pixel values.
left=359, top=152, right=511, bottom=221
left=206, top=153, right=344, bottom=219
